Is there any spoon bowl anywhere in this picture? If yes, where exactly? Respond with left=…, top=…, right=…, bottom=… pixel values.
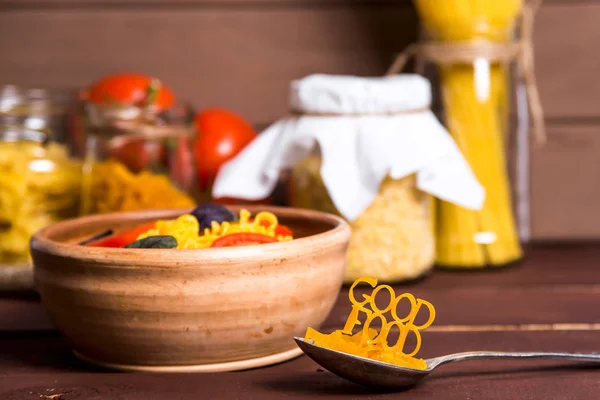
left=294, top=337, right=600, bottom=390
left=294, top=337, right=429, bottom=389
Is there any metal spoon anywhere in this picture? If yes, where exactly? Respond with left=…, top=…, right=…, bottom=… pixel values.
left=294, top=337, right=600, bottom=390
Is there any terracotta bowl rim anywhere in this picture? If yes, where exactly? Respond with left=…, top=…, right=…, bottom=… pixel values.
left=31, top=205, right=351, bottom=268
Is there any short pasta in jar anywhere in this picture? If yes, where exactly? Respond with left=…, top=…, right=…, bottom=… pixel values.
left=80, top=98, right=198, bottom=215
left=291, top=153, right=434, bottom=283
left=0, top=130, right=81, bottom=263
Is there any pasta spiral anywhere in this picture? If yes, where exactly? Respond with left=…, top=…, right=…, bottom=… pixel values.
left=291, top=153, right=434, bottom=283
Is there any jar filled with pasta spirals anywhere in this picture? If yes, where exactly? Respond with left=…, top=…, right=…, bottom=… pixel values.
left=0, top=86, right=82, bottom=263
left=290, top=154, right=435, bottom=283
left=80, top=98, right=198, bottom=215
left=212, top=74, right=485, bottom=283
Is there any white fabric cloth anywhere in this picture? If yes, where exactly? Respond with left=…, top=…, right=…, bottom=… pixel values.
left=213, top=74, right=485, bottom=221
left=290, top=74, right=432, bottom=114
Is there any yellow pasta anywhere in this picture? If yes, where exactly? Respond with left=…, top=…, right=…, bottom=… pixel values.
left=137, top=209, right=293, bottom=249
left=414, top=0, right=524, bottom=268
left=291, top=154, right=434, bottom=283
left=82, top=159, right=195, bottom=215
left=0, top=140, right=81, bottom=263
left=305, top=276, right=436, bottom=370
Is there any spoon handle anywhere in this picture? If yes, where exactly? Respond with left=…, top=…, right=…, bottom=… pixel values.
left=428, top=351, right=600, bottom=369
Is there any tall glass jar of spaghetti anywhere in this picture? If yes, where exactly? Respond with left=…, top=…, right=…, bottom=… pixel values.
left=410, top=0, right=544, bottom=268
left=211, top=74, right=485, bottom=284
left=80, top=100, right=198, bottom=215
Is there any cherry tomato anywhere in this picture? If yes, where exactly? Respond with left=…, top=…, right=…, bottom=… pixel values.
left=274, top=224, right=293, bottom=237
left=108, top=140, right=165, bottom=174
left=210, top=233, right=277, bottom=248
left=194, top=108, right=257, bottom=191
left=85, top=73, right=175, bottom=110
left=86, top=222, right=156, bottom=248
left=249, top=218, right=293, bottom=237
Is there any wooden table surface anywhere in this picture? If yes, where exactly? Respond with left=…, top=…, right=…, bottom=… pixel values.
left=1, top=244, right=599, bottom=399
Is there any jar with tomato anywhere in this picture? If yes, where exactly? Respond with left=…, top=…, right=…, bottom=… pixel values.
left=71, top=73, right=177, bottom=158
left=79, top=81, right=198, bottom=214
left=76, top=74, right=198, bottom=214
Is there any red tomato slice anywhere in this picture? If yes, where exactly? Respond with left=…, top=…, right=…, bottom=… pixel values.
left=248, top=218, right=293, bottom=237
left=86, top=222, right=156, bottom=248
left=211, top=233, right=277, bottom=248
left=274, top=225, right=293, bottom=237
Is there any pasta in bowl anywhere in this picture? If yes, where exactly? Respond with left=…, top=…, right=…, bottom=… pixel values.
left=30, top=205, right=350, bottom=372
left=136, top=210, right=293, bottom=249
left=79, top=204, right=295, bottom=249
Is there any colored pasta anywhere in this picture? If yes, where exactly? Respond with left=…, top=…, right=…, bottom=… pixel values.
left=136, top=209, right=293, bottom=249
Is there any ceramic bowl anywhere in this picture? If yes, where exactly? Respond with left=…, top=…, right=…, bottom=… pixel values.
left=30, top=206, right=350, bottom=372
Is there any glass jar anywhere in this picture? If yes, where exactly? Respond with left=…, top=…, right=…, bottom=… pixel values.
left=0, top=126, right=81, bottom=263
left=414, top=0, right=532, bottom=268
left=211, top=73, right=483, bottom=283
left=80, top=103, right=198, bottom=215
left=0, top=85, right=78, bottom=143
left=290, top=150, right=435, bottom=284
left=0, top=86, right=81, bottom=264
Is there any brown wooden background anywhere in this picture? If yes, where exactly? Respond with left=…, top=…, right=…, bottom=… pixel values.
left=0, top=0, right=598, bottom=240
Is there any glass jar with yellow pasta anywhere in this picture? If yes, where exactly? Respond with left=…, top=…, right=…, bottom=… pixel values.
left=410, top=0, right=543, bottom=268
left=0, top=127, right=81, bottom=263
left=81, top=102, right=198, bottom=215
left=290, top=150, right=435, bottom=284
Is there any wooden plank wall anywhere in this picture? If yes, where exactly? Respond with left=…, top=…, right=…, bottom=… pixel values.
left=0, top=0, right=598, bottom=240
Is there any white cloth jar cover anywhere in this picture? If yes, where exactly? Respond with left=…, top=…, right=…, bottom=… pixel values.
left=212, top=73, right=485, bottom=221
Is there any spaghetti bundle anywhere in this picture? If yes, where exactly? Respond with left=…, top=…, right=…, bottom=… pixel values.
left=413, top=0, right=524, bottom=267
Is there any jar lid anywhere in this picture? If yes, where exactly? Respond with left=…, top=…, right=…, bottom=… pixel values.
left=0, top=85, right=71, bottom=116
left=213, top=73, right=485, bottom=220
left=84, top=102, right=195, bottom=138
left=289, top=74, right=432, bottom=115
left=0, top=125, right=48, bottom=143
